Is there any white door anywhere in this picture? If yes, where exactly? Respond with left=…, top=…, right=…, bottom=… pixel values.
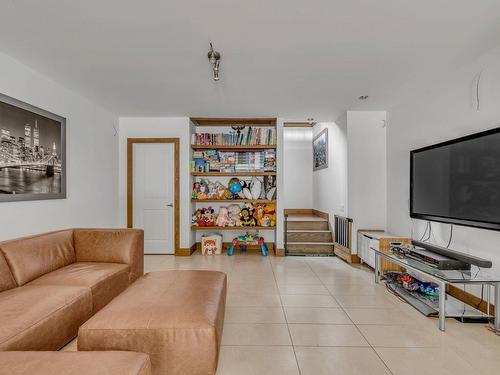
left=133, top=143, right=175, bottom=254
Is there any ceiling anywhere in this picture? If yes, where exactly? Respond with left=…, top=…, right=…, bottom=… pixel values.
left=1, top=0, right=500, bottom=120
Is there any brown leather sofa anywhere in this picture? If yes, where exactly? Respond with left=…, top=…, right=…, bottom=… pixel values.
left=0, top=228, right=144, bottom=351
left=0, top=351, right=151, bottom=375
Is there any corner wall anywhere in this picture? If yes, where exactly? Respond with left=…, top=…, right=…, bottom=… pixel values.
left=312, top=121, right=348, bottom=223
left=0, top=52, right=119, bottom=240
left=347, top=111, right=387, bottom=251
left=283, top=127, right=313, bottom=209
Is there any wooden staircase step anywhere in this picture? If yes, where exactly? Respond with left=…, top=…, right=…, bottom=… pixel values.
left=286, top=231, right=333, bottom=242
left=286, top=242, right=334, bottom=255
left=286, top=221, right=329, bottom=230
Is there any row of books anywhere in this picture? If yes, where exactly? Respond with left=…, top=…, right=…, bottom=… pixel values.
left=191, top=128, right=276, bottom=146
left=191, top=150, right=276, bottom=173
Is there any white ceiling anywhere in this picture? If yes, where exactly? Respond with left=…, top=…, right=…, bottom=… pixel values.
left=1, top=0, right=500, bottom=120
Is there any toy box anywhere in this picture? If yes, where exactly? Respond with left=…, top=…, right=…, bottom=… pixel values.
left=201, top=233, right=223, bottom=255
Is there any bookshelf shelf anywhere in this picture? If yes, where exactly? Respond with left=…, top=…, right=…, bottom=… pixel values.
left=191, top=172, right=276, bottom=177
left=191, top=145, right=276, bottom=150
left=192, top=199, right=276, bottom=204
left=192, top=226, right=276, bottom=231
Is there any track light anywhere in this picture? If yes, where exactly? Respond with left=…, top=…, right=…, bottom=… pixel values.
left=207, top=42, right=221, bottom=81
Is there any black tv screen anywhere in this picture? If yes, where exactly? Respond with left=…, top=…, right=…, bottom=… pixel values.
left=410, top=127, right=500, bottom=231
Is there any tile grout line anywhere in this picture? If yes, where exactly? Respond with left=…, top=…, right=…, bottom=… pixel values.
left=270, top=256, right=303, bottom=375
left=303, top=257, right=395, bottom=375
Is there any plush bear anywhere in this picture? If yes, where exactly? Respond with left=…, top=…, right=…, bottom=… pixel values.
left=215, top=181, right=226, bottom=199
left=227, top=204, right=241, bottom=226
left=263, top=203, right=276, bottom=226
left=240, top=206, right=257, bottom=226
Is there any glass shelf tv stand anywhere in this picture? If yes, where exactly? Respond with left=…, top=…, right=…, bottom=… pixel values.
left=372, top=247, right=500, bottom=332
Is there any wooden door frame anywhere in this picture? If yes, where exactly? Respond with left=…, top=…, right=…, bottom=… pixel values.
left=127, top=138, right=180, bottom=255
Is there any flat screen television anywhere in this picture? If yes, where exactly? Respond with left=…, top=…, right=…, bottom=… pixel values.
left=410, top=127, right=500, bottom=231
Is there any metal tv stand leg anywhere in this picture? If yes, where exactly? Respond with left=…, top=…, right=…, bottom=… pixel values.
left=495, top=283, right=500, bottom=332
left=438, top=281, right=446, bottom=332
left=374, top=253, right=380, bottom=284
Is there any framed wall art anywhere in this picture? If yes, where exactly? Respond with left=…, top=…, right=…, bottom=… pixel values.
left=0, top=93, right=66, bottom=202
left=313, top=127, right=328, bottom=171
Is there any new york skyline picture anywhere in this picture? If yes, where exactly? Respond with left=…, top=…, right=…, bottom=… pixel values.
left=0, top=93, right=66, bottom=202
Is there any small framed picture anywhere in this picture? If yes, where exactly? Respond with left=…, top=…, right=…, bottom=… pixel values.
left=313, top=128, right=328, bottom=171
left=0, top=93, right=66, bottom=202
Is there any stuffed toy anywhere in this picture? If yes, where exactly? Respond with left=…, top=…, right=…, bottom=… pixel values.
left=192, top=182, right=200, bottom=199
left=253, top=204, right=266, bottom=225
left=263, top=203, right=276, bottom=226
left=197, top=180, right=209, bottom=200
left=228, top=204, right=241, bottom=226
left=200, top=207, right=216, bottom=226
left=192, top=209, right=203, bottom=225
left=215, top=207, right=231, bottom=227
left=240, top=206, right=256, bottom=226
left=215, top=181, right=226, bottom=199
left=207, top=180, right=217, bottom=199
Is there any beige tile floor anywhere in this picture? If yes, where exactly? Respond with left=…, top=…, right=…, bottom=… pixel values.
left=64, top=253, right=500, bottom=375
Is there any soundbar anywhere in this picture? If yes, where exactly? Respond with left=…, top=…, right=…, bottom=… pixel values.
left=412, top=240, right=492, bottom=269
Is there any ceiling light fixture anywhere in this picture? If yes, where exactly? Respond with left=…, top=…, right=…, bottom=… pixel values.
left=207, top=42, right=221, bottom=81
left=358, top=95, right=369, bottom=100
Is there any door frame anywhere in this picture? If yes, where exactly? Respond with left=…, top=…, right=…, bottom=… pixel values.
left=127, top=138, right=180, bottom=254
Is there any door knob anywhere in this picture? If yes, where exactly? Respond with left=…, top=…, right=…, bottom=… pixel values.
left=166, top=203, right=174, bottom=207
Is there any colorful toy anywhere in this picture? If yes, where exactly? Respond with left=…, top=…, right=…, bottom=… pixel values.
left=228, top=232, right=268, bottom=256
left=227, top=204, right=241, bottom=226
left=240, top=205, right=256, bottom=226
left=192, top=209, right=203, bottom=225
left=263, top=203, right=276, bottom=226
left=253, top=203, right=266, bottom=226
left=215, top=207, right=231, bottom=227
left=196, top=180, right=209, bottom=200
left=192, top=182, right=200, bottom=199
left=228, top=178, right=242, bottom=195
left=199, top=207, right=216, bottom=226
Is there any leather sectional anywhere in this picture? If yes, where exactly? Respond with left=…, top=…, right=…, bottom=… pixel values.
left=0, top=228, right=144, bottom=351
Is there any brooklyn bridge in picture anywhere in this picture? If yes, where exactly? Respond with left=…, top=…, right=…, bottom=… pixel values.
left=0, top=100, right=63, bottom=195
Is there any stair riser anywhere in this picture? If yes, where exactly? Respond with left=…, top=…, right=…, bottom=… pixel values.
left=286, top=221, right=329, bottom=230
left=286, top=246, right=334, bottom=255
left=287, top=232, right=333, bottom=242
left=286, top=244, right=334, bottom=254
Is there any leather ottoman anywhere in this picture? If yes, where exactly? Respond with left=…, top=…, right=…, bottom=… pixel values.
left=0, top=351, right=151, bottom=375
left=78, top=271, right=227, bottom=375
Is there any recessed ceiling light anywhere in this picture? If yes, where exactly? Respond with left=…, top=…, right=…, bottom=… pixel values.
left=358, top=95, right=369, bottom=100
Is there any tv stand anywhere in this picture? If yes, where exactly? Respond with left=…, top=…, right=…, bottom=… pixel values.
left=372, top=246, right=500, bottom=332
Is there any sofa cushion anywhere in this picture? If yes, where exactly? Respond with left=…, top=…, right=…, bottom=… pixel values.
left=0, top=252, right=16, bottom=292
left=0, top=230, right=76, bottom=286
left=0, top=284, right=92, bottom=350
left=29, top=262, right=130, bottom=313
left=0, top=351, right=151, bottom=375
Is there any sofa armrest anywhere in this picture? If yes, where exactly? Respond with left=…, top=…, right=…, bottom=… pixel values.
left=73, top=228, right=144, bottom=283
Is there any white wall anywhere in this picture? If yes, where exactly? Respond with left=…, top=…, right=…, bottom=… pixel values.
left=0, top=52, right=119, bottom=241
left=312, top=121, right=348, bottom=224
left=386, top=42, right=500, bottom=279
left=118, top=117, right=193, bottom=249
left=283, top=127, right=313, bottom=208
left=347, top=111, right=387, bottom=252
